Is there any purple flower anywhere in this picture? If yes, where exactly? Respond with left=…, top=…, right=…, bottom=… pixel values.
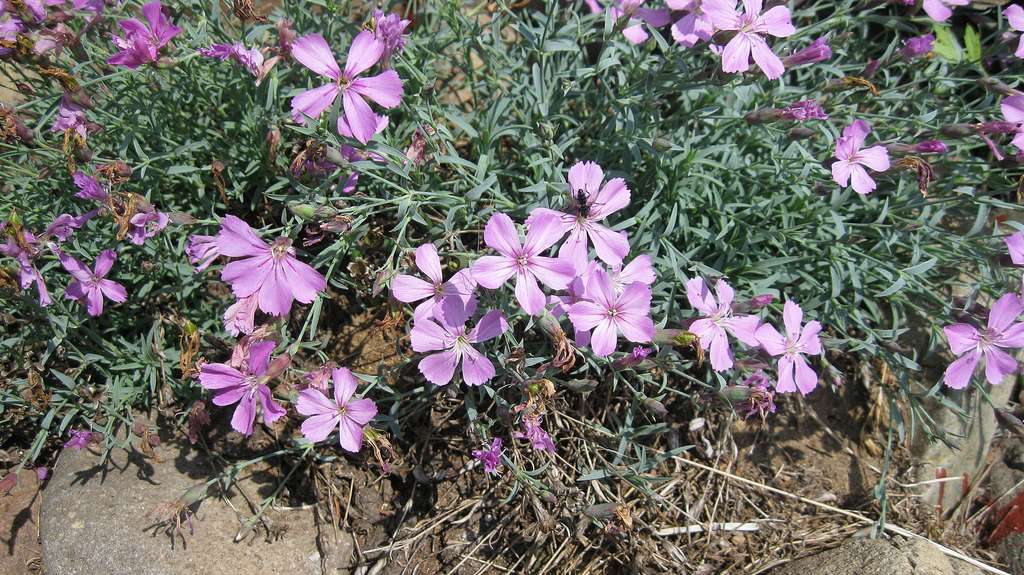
left=923, top=0, right=968, bottom=22
left=198, top=340, right=287, bottom=436
left=50, top=95, right=88, bottom=140
left=59, top=249, right=127, bottom=317
left=471, top=212, right=576, bottom=315
left=198, top=42, right=265, bottom=76
left=755, top=300, right=823, bottom=395
left=0, top=228, right=50, bottom=306
left=942, top=293, right=1024, bottom=389
left=45, top=211, right=96, bottom=242
left=410, top=310, right=508, bottom=387
left=687, top=277, right=761, bottom=371
left=186, top=234, right=221, bottom=272
left=34, top=23, right=75, bottom=57
left=390, top=243, right=477, bottom=323
left=216, top=215, right=327, bottom=317
left=527, top=161, right=632, bottom=274
left=36, top=467, right=48, bottom=481
left=290, top=31, right=404, bottom=143
left=127, top=206, right=168, bottom=245
left=613, top=345, right=652, bottom=369
left=780, top=99, right=828, bottom=122
left=781, top=36, right=832, bottom=67
left=568, top=268, right=654, bottom=357
left=736, top=371, right=776, bottom=419
left=599, top=254, right=656, bottom=294
left=667, top=0, right=713, bottom=47
left=900, top=34, right=934, bottom=60
left=702, top=0, right=796, bottom=80
left=1007, top=231, right=1024, bottom=265
left=1007, top=5, right=1024, bottom=59
left=471, top=438, right=503, bottom=473
left=0, top=17, right=21, bottom=57
left=73, top=171, right=108, bottom=201
left=1002, top=95, right=1024, bottom=152
left=585, top=0, right=672, bottom=45
left=372, top=9, right=410, bottom=67
left=107, top=1, right=182, bottom=69
left=831, top=120, right=890, bottom=195
left=296, top=367, right=377, bottom=452
left=514, top=415, right=555, bottom=453
left=63, top=429, right=94, bottom=450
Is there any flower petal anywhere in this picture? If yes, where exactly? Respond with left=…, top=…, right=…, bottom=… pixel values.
left=291, top=34, right=341, bottom=79
left=419, top=349, right=459, bottom=386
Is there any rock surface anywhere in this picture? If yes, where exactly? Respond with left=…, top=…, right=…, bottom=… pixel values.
left=41, top=439, right=327, bottom=575
left=0, top=469, right=43, bottom=575
left=771, top=537, right=985, bottom=575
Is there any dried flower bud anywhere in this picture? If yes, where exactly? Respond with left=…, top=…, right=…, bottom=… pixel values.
left=263, top=353, right=292, bottom=380
left=562, top=379, right=599, bottom=392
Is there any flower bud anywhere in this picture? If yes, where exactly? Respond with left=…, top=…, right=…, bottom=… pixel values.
left=787, top=126, right=816, bottom=140
left=562, top=378, right=599, bottom=392
left=263, top=353, right=291, bottom=380
left=642, top=398, right=668, bottom=420
left=781, top=36, right=832, bottom=67
left=939, top=124, right=975, bottom=138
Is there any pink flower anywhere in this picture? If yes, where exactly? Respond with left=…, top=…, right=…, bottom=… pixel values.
left=667, top=0, right=714, bottom=47
left=686, top=277, right=760, bottom=371
left=1001, top=95, right=1024, bottom=152
left=472, top=212, right=576, bottom=315
left=296, top=367, right=377, bottom=452
left=127, top=206, right=168, bottom=245
left=216, top=215, right=327, bottom=316
left=942, top=293, right=1024, bottom=389
left=45, top=211, right=97, bottom=242
left=1007, top=231, right=1024, bottom=265
left=223, top=293, right=258, bottom=336
left=51, top=95, right=88, bottom=140
left=198, top=42, right=265, bottom=76
left=391, top=243, right=477, bottom=323
left=303, top=364, right=333, bottom=392
left=702, top=0, right=796, bottom=80
left=290, top=31, right=403, bottom=143
left=1007, top=5, right=1024, bottom=59
left=514, top=415, right=555, bottom=453
left=371, top=9, right=410, bottom=67
left=0, top=228, right=50, bottom=307
left=186, top=234, right=221, bottom=272
left=754, top=300, right=823, bottom=395
left=527, top=161, right=631, bottom=274
left=59, top=249, right=127, bottom=317
left=472, top=438, right=503, bottom=473
left=107, top=1, right=182, bottom=69
left=831, top=120, right=890, bottom=195
left=568, top=268, right=654, bottom=357
left=410, top=309, right=508, bottom=386
left=601, top=254, right=656, bottom=294
left=198, top=340, right=287, bottom=436
left=73, top=171, right=107, bottom=200
left=922, top=0, right=968, bottom=22
left=585, top=0, right=672, bottom=45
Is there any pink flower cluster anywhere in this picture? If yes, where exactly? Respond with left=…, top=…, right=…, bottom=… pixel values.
left=390, top=160, right=656, bottom=394
left=686, top=277, right=824, bottom=395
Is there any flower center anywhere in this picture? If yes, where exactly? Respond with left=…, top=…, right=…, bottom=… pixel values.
left=515, top=254, right=528, bottom=269
left=739, top=14, right=757, bottom=33
left=271, top=237, right=291, bottom=260
left=337, top=404, right=348, bottom=416
left=338, top=75, right=352, bottom=89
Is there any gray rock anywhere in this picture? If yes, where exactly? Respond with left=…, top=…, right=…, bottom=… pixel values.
left=41, top=439, right=326, bottom=575
left=915, top=380, right=1015, bottom=513
left=771, top=537, right=984, bottom=575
